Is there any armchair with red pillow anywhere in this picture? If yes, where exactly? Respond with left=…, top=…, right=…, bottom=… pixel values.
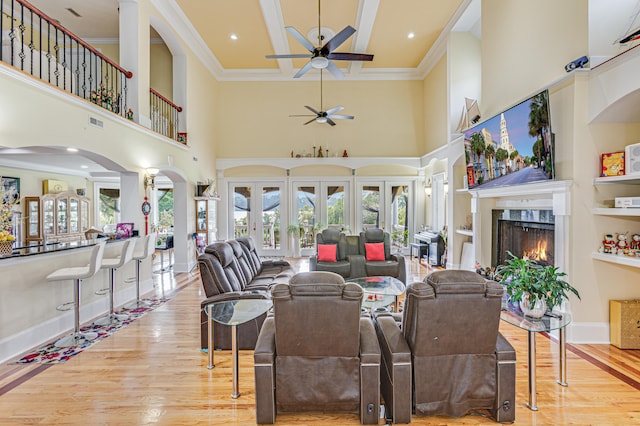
left=360, top=228, right=406, bottom=285
left=310, top=228, right=406, bottom=284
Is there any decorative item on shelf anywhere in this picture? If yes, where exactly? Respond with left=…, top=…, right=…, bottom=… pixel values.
left=317, top=145, right=324, bottom=158
left=177, top=132, right=188, bottom=144
left=90, top=84, right=115, bottom=111
left=343, top=149, right=348, bottom=157
left=631, top=234, right=640, bottom=252
left=42, top=179, right=67, bottom=194
left=76, top=188, right=86, bottom=196
left=617, top=232, right=630, bottom=256
left=601, top=151, right=625, bottom=177
left=496, top=251, right=581, bottom=318
left=600, top=233, right=617, bottom=254
left=125, top=108, right=134, bottom=120
left=196, top=179, right=218, bottom=199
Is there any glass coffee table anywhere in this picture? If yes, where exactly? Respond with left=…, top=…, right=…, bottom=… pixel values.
left=204, top=299, right=272, bottom=398
left=347, top=276, right=406, bottom=311
left=500, top=304, right=572, bottom=411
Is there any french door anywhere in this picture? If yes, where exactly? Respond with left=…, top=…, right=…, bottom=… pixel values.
left=291, top=180, right=350, bottom=256
left=229, top=181, right=286, bottom=257
left=357, top=180, right=414, bottom=253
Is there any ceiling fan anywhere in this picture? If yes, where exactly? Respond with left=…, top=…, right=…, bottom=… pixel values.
left=265, top=0, right=373, bottom=79
left=290, top=70, right=354, bottom=126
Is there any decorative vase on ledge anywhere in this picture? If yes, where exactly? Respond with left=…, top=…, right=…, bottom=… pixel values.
left=519, top=293, right=547, bottom=318
left=0, top=241, right=14, bottom=256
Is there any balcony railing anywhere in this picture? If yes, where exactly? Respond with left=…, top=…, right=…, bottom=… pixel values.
left=0, top=0, right=133, bottom=117
left=150, top=88, right=183, bottom=143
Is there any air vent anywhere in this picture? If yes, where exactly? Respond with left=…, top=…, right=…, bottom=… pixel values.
left=89, top=116, right=104, bottom=128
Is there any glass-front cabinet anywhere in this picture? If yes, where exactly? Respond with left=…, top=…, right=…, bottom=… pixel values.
left=80, top=199, right=89, bottom=233
left=57, top=197, right=68, bottom=234
left=24, top=191, right=91, bottom=244
left=42, top=195, right=55, bottom=239
left=24, top=197, right=41, bottom=244
left=69, top=198, right=79, bottom=233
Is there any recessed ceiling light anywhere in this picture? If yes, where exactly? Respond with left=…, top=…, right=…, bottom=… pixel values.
left=407, top=32, right=415, bottom=39
left=230, top=33, right=238, bottom=40
left=67, top=147, right=78, bottom=152
left=80, top=165, right=89, bottom=169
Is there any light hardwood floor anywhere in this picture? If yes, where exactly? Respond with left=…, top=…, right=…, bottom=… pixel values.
left=1, top=256, right=639, bottom=425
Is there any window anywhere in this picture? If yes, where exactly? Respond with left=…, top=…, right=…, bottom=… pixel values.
left=94, top=182, right=120, bottom=229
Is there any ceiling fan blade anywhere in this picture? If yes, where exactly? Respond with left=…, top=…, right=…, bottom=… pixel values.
left=325, top=105, right=344, bottom=115
left=304, top=105, right=320, bottom=115
left=304, top=118, right=317, bottom=125
left=289, top=114, right=316, bottom=117
left=294, top=61, right=313, bottom=78
left=266, top=54, right=313, bottom=59
left=323, top=25, right=356, bottom=54
left=327, top=114, right=354, bottom=120
left=327, top=52, right=374, bottom=62
left=285, top=26, right=316, bottom=52
left=326, top=117, right=337, bottom=126
left=325, top=60, right=345, bottom=80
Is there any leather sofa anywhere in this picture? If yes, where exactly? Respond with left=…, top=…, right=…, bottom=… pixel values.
left=197, top=237, right=295, bottom=350
left=254, top=271, right=381, bottom=424
left=309, top=228, right=406, bottom=284
left=374, top=270, right=516, bottom=423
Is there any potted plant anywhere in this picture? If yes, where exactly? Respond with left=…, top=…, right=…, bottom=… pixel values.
left=495, top=251, right=580, bottom=318
left=286, top=223, right=302, bottom=257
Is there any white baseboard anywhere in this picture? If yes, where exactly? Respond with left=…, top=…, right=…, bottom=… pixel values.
left=0, top=278, right=154, bottom=364
left=566, top=321, right=610, bottom=344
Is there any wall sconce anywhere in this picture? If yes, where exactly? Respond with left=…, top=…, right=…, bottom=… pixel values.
left=144, top=168, right=159, bottom=190
left=424, top=177, right=432, bottom=197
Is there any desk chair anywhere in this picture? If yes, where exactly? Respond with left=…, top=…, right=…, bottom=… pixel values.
left=46, top=241, right=106, bottom=347
left=95, top=239, right=137, bottom=326
left=126, top=233, right=157, bottom=309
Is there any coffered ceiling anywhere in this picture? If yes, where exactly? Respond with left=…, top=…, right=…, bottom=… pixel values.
left=28, top=0, right=474, bottom=81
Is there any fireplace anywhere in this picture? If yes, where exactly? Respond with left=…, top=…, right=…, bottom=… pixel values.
left=492, top=209, right=555, bottom=267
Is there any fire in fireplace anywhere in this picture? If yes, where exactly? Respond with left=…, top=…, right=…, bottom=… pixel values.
left=492, top=210, right=555, bottom=267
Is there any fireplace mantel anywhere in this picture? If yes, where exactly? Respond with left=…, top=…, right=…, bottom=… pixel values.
left=466, top=179, right=572, bottom=274
left=469, top=179, right=572, bottom=216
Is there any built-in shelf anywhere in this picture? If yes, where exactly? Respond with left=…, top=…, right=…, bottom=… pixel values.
left=592, top=251, right=640, bottom=268
left=455, top=229, right=473, bottom=237
left=455, top=188, right=469, bottom=194
left=594, top=175, right=640, bottom=185
left=592, top=207, right=640, bottom=216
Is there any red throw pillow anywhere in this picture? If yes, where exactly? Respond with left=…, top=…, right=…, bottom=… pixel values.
left=317, top=244, right=337, bottom=262
left=365, top=242, right=385, bottom=261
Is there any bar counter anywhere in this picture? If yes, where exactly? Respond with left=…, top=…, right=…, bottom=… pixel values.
left=0, top=239, right=99, bottom=260
left=0, top=237, right=155, bottom=363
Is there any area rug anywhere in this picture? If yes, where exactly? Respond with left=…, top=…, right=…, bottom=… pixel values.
left=12, top=298, right=169, bottom=364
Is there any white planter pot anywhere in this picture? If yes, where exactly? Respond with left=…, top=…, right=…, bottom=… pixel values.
left=519, top=294, right=547, bottom=318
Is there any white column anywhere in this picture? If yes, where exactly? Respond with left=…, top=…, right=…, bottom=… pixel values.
left=172, top=180, right=188, bottom=272
left=119, top=0, right=148, bottom=125
left=120, top=172, right=141, bottom=232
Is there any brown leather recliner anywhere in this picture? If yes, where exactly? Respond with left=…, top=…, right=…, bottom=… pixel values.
left=197, top=238, right=294, bottom=350
left=374, top=270, right=516, bottom=424
left=254, top=271, right=381, bottom=424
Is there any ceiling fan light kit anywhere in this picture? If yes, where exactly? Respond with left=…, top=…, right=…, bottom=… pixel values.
left=311, top=56, right=329, bottom=69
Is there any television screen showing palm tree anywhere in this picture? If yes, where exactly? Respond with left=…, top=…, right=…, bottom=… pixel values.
left=463, top=89, right=553, bottom=190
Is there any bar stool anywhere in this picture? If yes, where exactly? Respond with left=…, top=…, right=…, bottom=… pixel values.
left=94, top=238, right=137, bottom=326
left=46, top=241, right=106, bottom=348
left=125, top=233, right=157, bottom=309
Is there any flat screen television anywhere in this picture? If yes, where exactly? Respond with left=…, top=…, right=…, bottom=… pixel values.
left=463, top=89, right=553, bottom=190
